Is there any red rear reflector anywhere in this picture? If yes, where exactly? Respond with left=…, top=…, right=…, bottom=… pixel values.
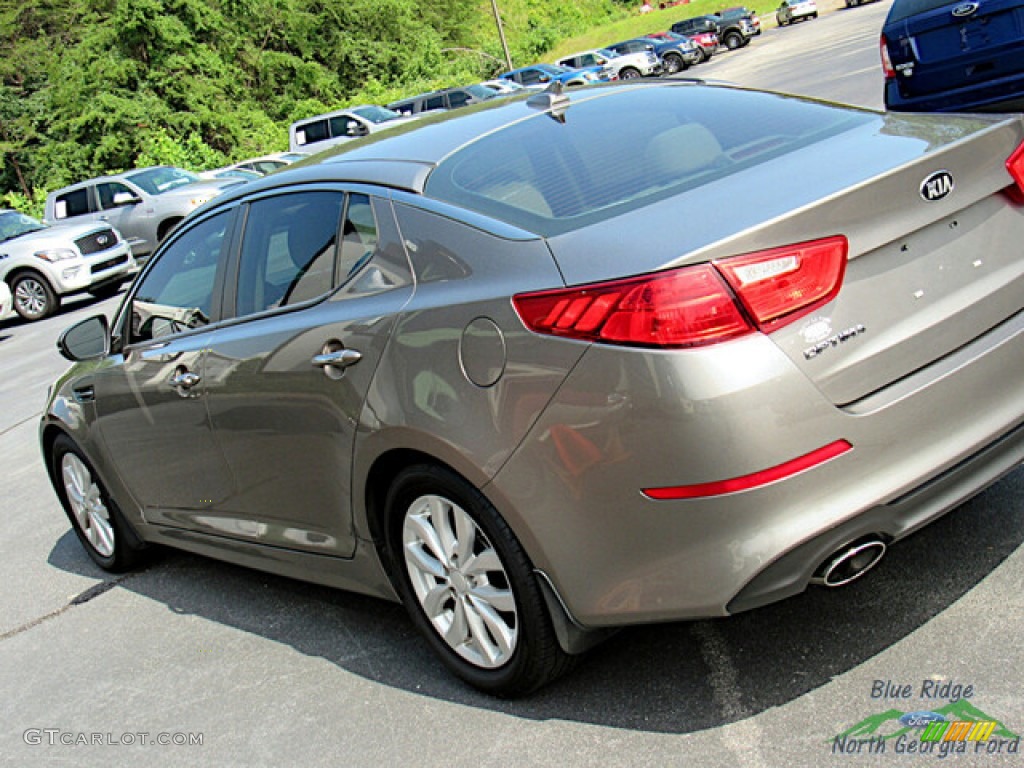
left=880, top=35, right=895, bottom=79
left=1005, top=142, right=1024, bottom=204
left=513, top=265, right=753, bottom=348
left=714, top=235, right=847, bottom=330
left=514, top=236, right=846, bottom=348
left=643, top=440, right=852, bottom=500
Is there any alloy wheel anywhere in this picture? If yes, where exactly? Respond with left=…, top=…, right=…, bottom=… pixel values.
left=61, top=453, right=115, bottom=557
left=402, top=493, right=518, bottom=669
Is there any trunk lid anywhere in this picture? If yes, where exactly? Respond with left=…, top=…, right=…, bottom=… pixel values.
left=546, top=110, right=1024, bottom=406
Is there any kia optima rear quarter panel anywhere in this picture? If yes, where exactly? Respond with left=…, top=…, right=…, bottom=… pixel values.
left=489, top=311, right=1024, bottom=626
left=350, top=201, right=587, bottom=534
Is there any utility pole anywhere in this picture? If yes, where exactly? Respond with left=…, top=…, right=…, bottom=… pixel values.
left=490, top=0, right=513, bottom=72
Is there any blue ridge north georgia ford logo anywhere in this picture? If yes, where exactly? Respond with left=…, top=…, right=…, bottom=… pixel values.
left=920, top=170, right=954, bottom=202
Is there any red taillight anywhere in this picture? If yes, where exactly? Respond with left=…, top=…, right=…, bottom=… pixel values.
left=1005, top=141, right=1024, bottom=204
left=514, top=236, right=848, bottom=348
left=513, top=265, right=752, bottom=348
left=642, top=440, right=853, bottom=500
left=714, top=235, right=848, bottom=331
left=880, top=34, right=895, bottom=79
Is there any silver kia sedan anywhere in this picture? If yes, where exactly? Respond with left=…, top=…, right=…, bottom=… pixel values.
left=42, top=82, right=1024, bottom=695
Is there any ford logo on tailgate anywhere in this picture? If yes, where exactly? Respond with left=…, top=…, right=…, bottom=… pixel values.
left=920, top=170, right=954, bottom=201
left=952, top=2, right=979, bottom=16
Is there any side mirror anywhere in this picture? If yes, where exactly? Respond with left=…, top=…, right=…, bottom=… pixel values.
left=112, top=191, right=141, bottom=206
left=347, top=122, right=369, bottom=137
left=57, top=315, right=110, bottom=361
left=539, top=75, right=551, bottom=83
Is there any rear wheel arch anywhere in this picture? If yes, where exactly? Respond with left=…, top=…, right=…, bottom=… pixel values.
left=157, top=217, right=183, bottom=242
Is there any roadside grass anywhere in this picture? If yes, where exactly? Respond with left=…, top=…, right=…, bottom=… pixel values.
left=543, top=1, right=781, bottom=61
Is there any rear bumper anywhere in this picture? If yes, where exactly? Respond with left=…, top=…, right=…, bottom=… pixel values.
left=727, top=416, right=1024, bottom=613
left=886, top=71, right=1024, bottom=114
left=490, top=308, right=1024, bottom=627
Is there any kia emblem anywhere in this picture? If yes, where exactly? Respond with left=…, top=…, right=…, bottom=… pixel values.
left=920, top=170, right=954, bottom=202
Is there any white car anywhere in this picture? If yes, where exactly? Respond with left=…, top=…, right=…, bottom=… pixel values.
left=0, top=209, right=135, bottom=321
left=776, top=0, right=818, bottom=25
left=225, top=152, right=309, bottom=176
left=0, top=280, right=12, bottom=323
left=556, top=47, right=661, bottom=80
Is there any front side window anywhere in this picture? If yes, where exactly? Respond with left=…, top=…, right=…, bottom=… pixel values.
left=330, top=116, right=362, bottom=138
left=130, top=212, right=232, bottom=343
left=53, top=188, right=91, bottom=219
left=97, top=182, right=135, bottom=210
left=235, top=191, right=343, bottom=317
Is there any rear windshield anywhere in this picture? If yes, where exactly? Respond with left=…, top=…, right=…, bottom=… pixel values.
left=425, top=85, right=872, bottom=237
left=886, top=0, right=955, bottom=23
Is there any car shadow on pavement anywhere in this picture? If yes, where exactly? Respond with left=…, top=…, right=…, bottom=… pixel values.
left=47, top=469, right=1024, bottom=734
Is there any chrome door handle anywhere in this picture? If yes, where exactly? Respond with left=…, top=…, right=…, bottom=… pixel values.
left=169, top=371, right=201, bottom=389
left=312, top=349, right=362, bottom=369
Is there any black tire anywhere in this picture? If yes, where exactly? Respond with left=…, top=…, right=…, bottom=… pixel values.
left=812, top=11, right=819, bottom=17
left=386, top=464, right=573, bottom=696
left=11, top=272, right=59, bottom=321
left=51, top=434, right=147, bottom=572
left=618, top=66, right=641, bottom=80
left=724, top=31, right=744, bottom=50
left=663, top=53, right=686, bottom=74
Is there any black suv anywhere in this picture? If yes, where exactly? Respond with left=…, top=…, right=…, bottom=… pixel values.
left=672, top=14, right=755, bottom=50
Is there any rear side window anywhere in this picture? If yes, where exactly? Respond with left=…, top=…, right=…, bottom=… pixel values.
left=295, top=119, right=329, bottom=146
left=426, top=85, right=873, bottom=237
left=236, top=191, right=343, bottom=316
left=338, top=194, right=378, bottom=282
left=53, top=188, right=91, bottom=219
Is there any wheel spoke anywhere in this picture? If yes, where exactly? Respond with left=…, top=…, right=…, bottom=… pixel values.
left=405, top=511, right=449, bottom=569
left=445, top=596, right=469, bottom=647
left=462, top=547, right=500, bottom=578
left=427, top=496, right=458, bottom=563
left=469, top=583, right=516, bottom=613
left=90, top=509, right=115, bottom=555
left=468, top=595, right=516, bottom=661
left=405, top=541, right=447, bottom=581
left=420, top=584, right=451, bottom=619
left=452, top=505, right=477, bottom=565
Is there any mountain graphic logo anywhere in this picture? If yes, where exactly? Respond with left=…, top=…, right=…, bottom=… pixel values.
left=833, top=700, right=1020, bottom=742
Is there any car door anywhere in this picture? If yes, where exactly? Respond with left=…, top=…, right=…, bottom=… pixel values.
left=91, top=208, right=237, bottom=516
left=94, top=181, right=148, bottom=252
left=200, top=189, right=414, bottom=558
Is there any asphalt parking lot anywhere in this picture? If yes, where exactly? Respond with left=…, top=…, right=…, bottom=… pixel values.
left=2, top=3, right=1023, bottom=765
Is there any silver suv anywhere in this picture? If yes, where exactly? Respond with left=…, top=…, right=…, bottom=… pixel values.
left=44, top=166, right=240, bottom=263
left=288, top=106, right=418, bottom=153
left=0, top=209, right=135, bottom=321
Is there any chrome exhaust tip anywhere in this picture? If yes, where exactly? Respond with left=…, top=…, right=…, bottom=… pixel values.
left=811, top=538, right=887, bottom=588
